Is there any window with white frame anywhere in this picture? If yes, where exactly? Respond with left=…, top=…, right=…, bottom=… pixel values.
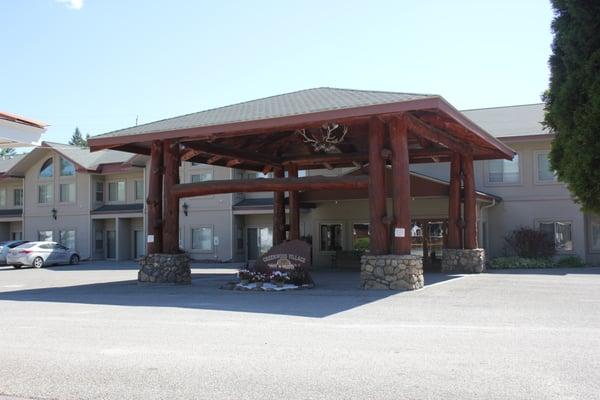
left=487, top=155, right=520, bottom=184
left=0, top=189, right=5, bottom=207
left=39, top=158, right=53, bottom=178
left=590, top=218, right=600, bottom=252
left=59, top=230, right=76, bottom=250
left=191, top=227, right=213, bottom=251
left=320, top=223, right=343, bottom=252
left=539, top=221, right=573, bottom=251
left=38, top=184, right=53, bottom=204
left=95, top=181, right=104, bottom=202
left=108, top=181, right=125, bottom=202
left=38, top=230, right=53, bottom=241
left=134, top=180, right=144, bottom=201
left=13, top=188, right=23, bottom=206
left=59, top=183, right=75, bottom=202
left=190, top=171, right=213, bottom=183
left=60, top=158, right=75, bottom=176
left=535, top=151, right=557, bottom=183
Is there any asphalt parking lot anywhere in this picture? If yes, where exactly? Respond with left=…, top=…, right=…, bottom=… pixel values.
left=0, top=261, right=599, bottom=400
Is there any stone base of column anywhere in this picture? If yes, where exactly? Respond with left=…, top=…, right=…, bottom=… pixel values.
left=138, top=253, right=191, bottom=284
left=441, top=248, right=485, bottom=273
left=360, top=254, right=423, bottom=290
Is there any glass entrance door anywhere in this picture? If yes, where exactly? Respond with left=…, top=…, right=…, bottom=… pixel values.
left=247, top=227, right=273, bottom=261
left=134, top=230, right=145, bottom=259
left=106, top=230, right=116, bottom=259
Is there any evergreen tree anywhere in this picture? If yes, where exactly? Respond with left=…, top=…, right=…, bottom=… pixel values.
left=544, top=1, right=600, bottom=213
left=68, top=127, right=89, bottom=147
left=0, top=148, right=16, bottom=159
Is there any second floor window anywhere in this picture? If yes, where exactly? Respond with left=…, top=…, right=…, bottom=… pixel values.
left=191, top=172, right=213, bottom=183
left=60, top=158, right=75, bottom=176
left=39, top=158, right=53, bottom=178
left=536, top=151, right=557, bottom=182
left=38, top=184, right=53, bottom=204
left=59, top=183, right=75, bottom=202
left=95, top=182, right=104, bottom=202
left=108, top=181, right=125, bottom=202
left=487, top=155, right=520, bottom=184
left=0, top=189, right=5, bottom=207
left=134, top=180, right=144, bottom=201
left=13, top=188, right=23, bottom=207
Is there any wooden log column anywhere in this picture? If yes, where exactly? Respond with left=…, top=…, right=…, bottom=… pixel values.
left=162, top=139, right=181, bottom=254
left=447, top=152, right=462, bottom=249
left=368, top=117, right=389, bottom=255
left=389, top=115, right=411, bottom=255
left=273, top=167, right=286, bottom=245
left=146, top=140, right=163, bottom=254
left=287, top=165, right=300, bottom=240
left=462, top=154, right=477, bottom=249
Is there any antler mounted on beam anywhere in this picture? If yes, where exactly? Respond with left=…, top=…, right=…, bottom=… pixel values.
left=295, top=122, right=348, bottom=154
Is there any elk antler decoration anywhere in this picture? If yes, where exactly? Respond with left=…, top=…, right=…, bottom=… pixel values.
left=295, top=123, right=348, bottom=153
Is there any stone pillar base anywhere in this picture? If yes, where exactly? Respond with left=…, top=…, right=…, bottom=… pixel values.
left=360, top=254, right=423, bottom=290
left=441, top=248, right=485, bottom=273
left=138, top=253, right=191, bottom=284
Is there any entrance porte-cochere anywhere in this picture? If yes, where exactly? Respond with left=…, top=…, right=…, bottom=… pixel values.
left=88, top=88, right=515, bottom=289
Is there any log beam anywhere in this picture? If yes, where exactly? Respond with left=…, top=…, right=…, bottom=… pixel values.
left=287, top=164, right=300, bottom=240
left=368, top=117, right=389, bottom=255
left=184, top=141, right=281, bottom=167
left=162, top=139, right=181, bottom=254
left=462, top=154, right=477, bottom=249
left=406, top=113, right=471, bottom=155
left=389, top=115, right=411, bottom=255
left=146, top=140, right=163, bottom=254
left=273, top=167, right=286, bottom=245
left=447, top=152, right=462, bottom=249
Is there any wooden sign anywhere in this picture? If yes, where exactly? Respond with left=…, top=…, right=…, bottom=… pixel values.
left=254, top=240, right=311, bottom=273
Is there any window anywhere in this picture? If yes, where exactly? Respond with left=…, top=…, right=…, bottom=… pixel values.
left=39, top=158, right=53, bottom=178
left=539, top=221, right=573, bottom=251
left=59, top=183, right=75, bottom=202
left=134, top=180, right=144, bottom=201
left=38, top=184, right=53, bottom=204
left=535, top=151, right=557, bottom=183
left=590, top=218, right=600, bottom=252
left=59, top=230, right=76, bottom=249
left=352, top=223, right=369, bottom=251
left=60, top=158, right=75, bottom=176
left=0, top=189, right=5, bottom=207
left=95, top=182, right=104, bottom=202
left=38, top=230, right=53, bottom=242
left=190, top=171, right=213, bottom=183
left=191, top=227, right=213, bottom=251
left=487, top=155, right=520, bottom=184
left=13, top=188, right=23, bottom=206
left=108, top=181, right=125, bottom=202
left=320, top=223, right=343, bottom=252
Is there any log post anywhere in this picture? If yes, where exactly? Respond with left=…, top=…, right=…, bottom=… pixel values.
left=146, top=140, right=163, bottom=254
left=389, top=115, right=411, bottom=255
left=287, top=165, right=300, bottom=240
left=368, top=117, right=389, bottom=255
left=162, top=139, right=181, bottom=254
left=462, top=154, right=477, bottom=249
left=273, top=167, right=286, bottom=245
left=447, top=152, right=462, bottom=249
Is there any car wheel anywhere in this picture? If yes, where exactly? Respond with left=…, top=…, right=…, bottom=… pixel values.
left=69, top=254, right=80, bottom=265
left=12, top=265, right=21, bottom=269
left=33, top=257, right=44, bottom=269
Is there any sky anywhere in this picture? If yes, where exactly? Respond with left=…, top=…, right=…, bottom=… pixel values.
left=1, top=0, right=554, bottom=145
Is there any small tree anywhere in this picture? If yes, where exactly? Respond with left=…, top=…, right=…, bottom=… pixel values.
left=0, top=148, right=16, bottom=159
left=504, top=227, right=556, bottom=258
left=68, top=127, right=89, bottom=147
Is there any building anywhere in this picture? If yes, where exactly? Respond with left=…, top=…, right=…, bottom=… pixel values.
left=1, top=89, right=599, bottom=269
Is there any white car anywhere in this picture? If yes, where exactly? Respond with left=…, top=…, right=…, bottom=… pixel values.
left=7, top=241, right=80, bottom=269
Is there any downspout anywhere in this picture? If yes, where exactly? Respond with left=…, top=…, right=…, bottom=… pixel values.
left=479, top=198, right=497, bottom=250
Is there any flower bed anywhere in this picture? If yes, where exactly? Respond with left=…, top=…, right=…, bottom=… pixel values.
left=489, top=255, right=585, bottom=269
left=220, top=268, right=314, bottom=291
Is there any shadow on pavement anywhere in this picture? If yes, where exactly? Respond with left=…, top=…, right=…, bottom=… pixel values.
left=487, top=267, right=600, bottom=276
left=0, top=266, right=463, bottom=318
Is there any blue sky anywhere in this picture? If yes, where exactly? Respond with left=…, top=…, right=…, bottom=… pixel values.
left=1, top=0, right=554, bottom=144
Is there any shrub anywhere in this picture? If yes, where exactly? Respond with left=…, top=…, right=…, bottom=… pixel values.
left=489, top=257, right=552, bottom=269
left=504, top=227, right=556, bottom=258
left=556, top=255, right=584, bottom=268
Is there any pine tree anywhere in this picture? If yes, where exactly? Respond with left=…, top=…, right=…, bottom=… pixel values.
left=0, top=148, right=16, bottom=159
left=544, top=1, right=600, bottom=213
left=68, top=127, right=89, bottom=147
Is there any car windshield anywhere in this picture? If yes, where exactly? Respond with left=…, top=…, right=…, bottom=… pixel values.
left=8, top=241, right=25, bottom=248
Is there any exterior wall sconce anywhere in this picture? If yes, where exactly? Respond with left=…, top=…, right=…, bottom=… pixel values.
left=51, top=208, right=57, bottom=220
left=182, top=202, right=189, bottom=216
